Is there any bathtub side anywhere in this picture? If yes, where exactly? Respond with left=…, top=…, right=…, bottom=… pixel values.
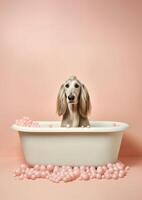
left=18, top=130, right=124, bottom=166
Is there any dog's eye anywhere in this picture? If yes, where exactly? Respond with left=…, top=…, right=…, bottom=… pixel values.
left=65, top=84, right=69, bottom=88
left=74, top=84, right=79, bottom=88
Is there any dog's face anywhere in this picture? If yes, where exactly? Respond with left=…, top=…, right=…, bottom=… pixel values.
left=57, top=76, right=91, bottom=117
left=64, top=78, right=81, bottom=104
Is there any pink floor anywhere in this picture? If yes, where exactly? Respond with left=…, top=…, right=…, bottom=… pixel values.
left=1, top=157, right=142, bottom=200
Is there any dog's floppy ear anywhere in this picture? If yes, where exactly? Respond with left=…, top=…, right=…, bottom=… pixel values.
left=79, top=84, right=91, bottom=118
left=56, top=84, right=67, bottom=116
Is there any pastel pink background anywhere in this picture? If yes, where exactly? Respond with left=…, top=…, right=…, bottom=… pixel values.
left=0, top=0, right=142, bottom=157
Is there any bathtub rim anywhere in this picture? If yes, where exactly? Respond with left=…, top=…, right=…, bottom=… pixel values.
left=12, top=121, right=129, bottom=133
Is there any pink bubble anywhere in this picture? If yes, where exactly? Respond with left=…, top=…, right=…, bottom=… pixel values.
left=90, top=171, right=96, bottom=178
left=54, top=178, right=60, bottom=183
left=113, top=167, right=119, bottom=171
left=112, top=164, right=116, bottom=168
left=74, top=166, right=79, bottom=171
left=90, top=166, right=96, bottom=172
left=25, top=168, right=29, bottom=173
left=66, top=166, right=72, bottom=170
left=120, top=164, right=125, bottom=170
left=54, top=166, right=60, bottom=173
left=31, top=122, right=35, bottom=127
left=96, top=173, right=102, bottom=179
left=125, top=166, right=130, bottom=171
left=63, top=175, right=72, bottom=182
left=47, top=164, right=54, bottom=172
left=69, top=172, right=76, bottom=180
left=102, top=166, right=107, bottom=171
left=119, top=173, right=125, bottom=178
left=78, top=176, right=83, bottom=181
left=107, top=163, right=113, bottom=168
left=73, top=170, right=80, bottom=178
left=45, top=170, right=50, bottom=176
left=97, top=167, right=103, bottom=174
left=90, top=175, right=95, bottom=179
left=59, top=174, right=64, bottom=180
left=27, top=172, right=32, bottom=179
left=40, top=171, right=46, bottom=178
left=32, top=122, right=40, bottom=128
left=81, top=173, right=89, bottom=181
left=104, top=173, right=111, bottom=179
left=85, top=166, right=90, bottom=171
left=116, top=161, right=124, bottom=166
left=119, top=170, right=125, bottom=174
left=87, top=172, right=91, bottom=178
left=80, top=166, right=85, bottom=171
left=112, top=174, right=118, bottom=179
left=52, top=174, right=58, bottom=179
left=108, top=168, right=114, bottom=173
left=40, top=165, right=46, bottom=171
left=119, top=170, right=126, bottom=176
left=15, top=168, right=21, bottom=176
left=19, top=174, right=24, bottom=180
left=20, top=163, right=27, bottom=169
left=117, top=165, right=124, bottom=170
left=114, top=171, right=119, bottom=175
left=35, top=171, right=41, bottom=178
left=80, top=169, right=86, bottom=175
left=34, top=164, right=40, bottom=170
left=24, top=174, right=27, bottom=178
left=29, top=168, right=34, bottom=173
left=68, top=175, right=74, bottom=181
left=24, top=119, right=33, bottom=126
left=21, top=169, right=26, bottom=174
left=64, top=171, right=68, bottom=176
left=17, top=119, right=23, bottom=126
left=31, top=175, right=36, bottom=180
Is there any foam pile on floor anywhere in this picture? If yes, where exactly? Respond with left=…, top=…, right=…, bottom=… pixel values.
left=13, top=161, right=130, bottom=183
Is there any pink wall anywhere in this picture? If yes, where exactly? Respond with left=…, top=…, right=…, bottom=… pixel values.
left=0, top=0, right=142, bottom=157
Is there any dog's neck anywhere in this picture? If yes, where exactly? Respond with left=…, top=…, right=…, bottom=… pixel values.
left=67, top=103, right=79, bottom=127
left=68, top=103, right=77, bottom=114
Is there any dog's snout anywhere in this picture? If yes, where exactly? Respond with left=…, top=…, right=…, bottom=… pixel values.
left=68, top=95, right=75, bottom=101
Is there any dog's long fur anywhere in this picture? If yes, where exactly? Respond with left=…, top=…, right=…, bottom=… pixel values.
left=56, top=76, right=91, bottom=127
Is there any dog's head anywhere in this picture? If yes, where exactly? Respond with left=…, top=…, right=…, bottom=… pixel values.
left=56, top=76, right=91, bottom=118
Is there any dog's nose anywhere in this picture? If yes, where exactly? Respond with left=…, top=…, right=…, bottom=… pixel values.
left=68, top=95, right=75, bottom=101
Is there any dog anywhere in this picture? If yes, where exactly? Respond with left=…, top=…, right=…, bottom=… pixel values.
left=56, top=76, right=91, bottom=127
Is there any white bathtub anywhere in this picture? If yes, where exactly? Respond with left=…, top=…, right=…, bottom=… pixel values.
left=12, top=121, right=129, bottom=166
